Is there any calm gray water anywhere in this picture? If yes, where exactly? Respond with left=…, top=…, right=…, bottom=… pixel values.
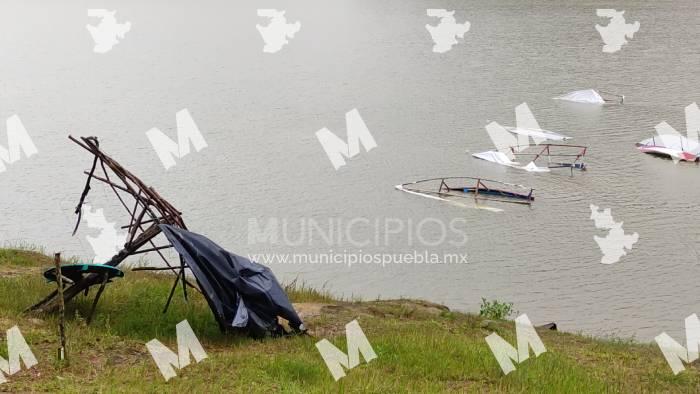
left=1, top=0, right=699, bottom=341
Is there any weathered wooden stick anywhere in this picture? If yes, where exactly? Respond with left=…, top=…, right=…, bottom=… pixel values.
left=131, top=266, right=181, bottom=272
left=120, top=217, right=165, bottom=229
left=54, top=253, right=68, bottom=363
left=130, top=245, right=172, bottom=255
left=81, top=171, right=132, bottom=194
left=162, top=270, right=182, bottom=314
left=86, top=273, right=109, bottom=325
left=129, top=267, right=200, bottom=293
left=180, top=255, right=188, bottom=301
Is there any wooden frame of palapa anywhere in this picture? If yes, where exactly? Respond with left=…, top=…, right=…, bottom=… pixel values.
left=28, top=136, right=200, bottom=315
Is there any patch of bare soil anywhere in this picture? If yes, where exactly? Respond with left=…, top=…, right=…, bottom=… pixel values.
left=285, top=299, right=451, bottom=337
left=0, top=266, right=27, bottom=278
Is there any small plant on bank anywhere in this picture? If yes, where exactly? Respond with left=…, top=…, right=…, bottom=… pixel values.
left=479, top=298, right=515, bottom=320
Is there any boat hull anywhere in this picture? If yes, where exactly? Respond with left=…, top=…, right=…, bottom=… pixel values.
left=637, top=146, right=698, bottom=162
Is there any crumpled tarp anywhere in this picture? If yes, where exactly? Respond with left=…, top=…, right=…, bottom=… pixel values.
left=160, top=224, right=304, bottom=336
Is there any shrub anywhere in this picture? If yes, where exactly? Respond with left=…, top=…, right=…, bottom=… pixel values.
left=479, top=298, right=514, bottom=320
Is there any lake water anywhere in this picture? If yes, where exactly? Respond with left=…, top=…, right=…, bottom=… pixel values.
left=1, top=1, right=699, bottom=341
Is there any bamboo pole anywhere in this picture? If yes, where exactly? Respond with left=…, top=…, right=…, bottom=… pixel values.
left=54, top=253, right=68, bottom=364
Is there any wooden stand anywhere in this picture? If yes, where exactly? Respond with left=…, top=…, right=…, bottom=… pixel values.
left=27, top=136, right=199, bottom=316
left=54, top=253, right=68, bottom=364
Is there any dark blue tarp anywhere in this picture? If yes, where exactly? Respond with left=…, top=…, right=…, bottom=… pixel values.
left=160, top=225, right=304, bottom=336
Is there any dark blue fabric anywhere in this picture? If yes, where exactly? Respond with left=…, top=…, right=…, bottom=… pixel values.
left=159, top=224, right=304, bottom=335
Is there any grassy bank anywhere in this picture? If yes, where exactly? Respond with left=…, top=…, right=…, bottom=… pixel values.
left=0, top=248, right=698, bottom=393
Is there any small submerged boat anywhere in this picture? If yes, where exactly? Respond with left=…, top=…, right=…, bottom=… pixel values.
left=395, top=177, right=534, bottom=206
left=472, top=105, right=586, bottom=174
left=473, top=144, right=588, bottom=174
left=636, top=135, right=699, bottom=162
left=554, top=89, right=624, bottom=104
left=509, top=144, right=588, bottom=171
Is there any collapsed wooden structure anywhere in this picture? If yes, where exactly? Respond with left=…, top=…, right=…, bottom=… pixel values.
left=28, top=136, right=198, bottom=316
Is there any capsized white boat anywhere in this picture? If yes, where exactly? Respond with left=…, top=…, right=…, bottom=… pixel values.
left=504, top=103, right=571, bottom=142
left=472, top=103, right=584, bottom=173
left=472, top=144, right=587, bottom=173
left=554, top=89, right=623, bottom=104
left=471, top=150, right=550, bottom=172
left=504, top=126, right=571, bottom=141
left=483, top=103, right=571, bottom=152
left=636, top=135, right=700, bottom=162
left=472, top=151, right=519, bottom=167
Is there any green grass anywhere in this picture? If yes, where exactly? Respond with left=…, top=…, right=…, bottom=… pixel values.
left=0, top=248, right=699, bottom=392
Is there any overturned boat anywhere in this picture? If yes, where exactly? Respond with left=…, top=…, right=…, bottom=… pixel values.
left=473, top=144, right=588, bottom=174
left=636, top=135, right=699, bottom=162
left=396, top=177, right=534, bottom=207
left=500, top=102, right=571, bottom=141
left=472, top=104, right=584, bottom=174
left=504, top=126, right=570, bottom=141
left=554, top=89, right=624, bottom=104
